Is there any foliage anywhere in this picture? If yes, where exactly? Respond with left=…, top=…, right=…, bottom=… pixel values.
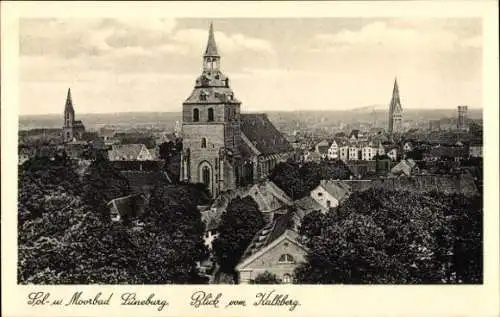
left=81, top=153, right=130, bottom=213
left=270, top=161, right=351, bottom=199
left=296, top=190, right=482, bottom=284
left=212, top=196, right=265, bottom=274
left=18, top=156, right=209, bottom=284
left=251, top=271, right=281, bottom=284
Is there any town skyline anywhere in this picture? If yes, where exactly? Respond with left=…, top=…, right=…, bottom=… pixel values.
left=20, top=18, right=482, bottom=115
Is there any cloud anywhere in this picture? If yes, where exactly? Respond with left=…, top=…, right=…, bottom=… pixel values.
left=309, top=20, right=482, bottom=53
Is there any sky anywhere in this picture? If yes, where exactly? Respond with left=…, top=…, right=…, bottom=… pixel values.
left=19, top=18, right=482, bottom=115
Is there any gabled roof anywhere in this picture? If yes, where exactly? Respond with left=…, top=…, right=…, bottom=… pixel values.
left=391, top=159, right=418, bottom=176
left=108, top=144, right=149, bottom=160
left=316, top=180, right=352, bottom=202
left=295, top=195, right=327, bottom=214
left=107, top=194, right=147, bottom=220
left=246, top=180, right=293, bottom=212
left=238, top=209, right=300, bottom=265
left=240, top=114, right=293, bottom=155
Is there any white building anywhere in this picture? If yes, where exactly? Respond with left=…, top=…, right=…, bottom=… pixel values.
left=327, top=140, right=339, bottom=160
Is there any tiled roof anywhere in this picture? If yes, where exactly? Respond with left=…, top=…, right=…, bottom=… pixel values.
left=110, top=160, right=165, bottom=172
left=427, top=146, right=468, bottom=158
left=240, top=114, right=293, bottom=155
left=107, top=194, right=147, bottom=220
left=318, top=180, right=352, bottom=202
left=108, top=144, right=149, bottom=161
left=246, top=180, right=293, bottom=212
left=241, top=208, right=297, bottom=261
left=295, top=195, right=327, bottom=214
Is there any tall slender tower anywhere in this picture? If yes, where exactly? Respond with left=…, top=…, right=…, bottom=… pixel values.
left=457, top=105, right=468, bottom=131
left=62, top=88, right=76, bottom=142
left=62, top=88, right=86, bottom=142
left=180, top=22, right=242, bottom=197
left=388, top=78, right=403, bottom=134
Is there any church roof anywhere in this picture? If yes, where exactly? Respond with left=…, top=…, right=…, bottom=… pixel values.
left=183, top=86, right=240, bottom=104
left=204, top=22, right=219, bottom=57
left=240, top=113, right=293, bottom=155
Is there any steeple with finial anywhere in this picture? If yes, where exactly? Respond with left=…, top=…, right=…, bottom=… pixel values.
left=203, top=22, right=220, bottom=71
left=64, top=88, right=75, bottom=128
left=388, top=77, right=403, bottom=134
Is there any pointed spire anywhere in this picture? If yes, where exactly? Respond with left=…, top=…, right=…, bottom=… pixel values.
left=204, top=22, right=219, bottom=57
left=393, top=77, right=399, bottom=96
left=65, top=88, right=74, bottom=112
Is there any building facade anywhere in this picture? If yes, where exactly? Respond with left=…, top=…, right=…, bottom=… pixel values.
left=388, top=78, right=403, bottom=134
left=62, top=88, right=86, bottom=142
left=180, top=23, right=292, bottom=198
left=457, top=105, right=469, bottom=131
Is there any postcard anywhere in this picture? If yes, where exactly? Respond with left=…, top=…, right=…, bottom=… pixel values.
left=1, top=1, right=499, bottom=316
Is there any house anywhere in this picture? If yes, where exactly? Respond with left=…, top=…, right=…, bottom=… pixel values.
left=391, top=159, right=419, bottom=177
left=64, top=141, right=88, bottom=159
left=107, top=194, right=148, bottom=224
left=201, top=209, right=223, bottom=250
left=111, top=160, right=170, bottom=195
left=315, top=140, right=331, bottom=159
left=310, top=180, right=351, bottom=209
left=327, top=139, right=339, bottom=160
left=339, top=145, right=349, bottom=161
left=386, top=147, right=399, bottom=161
left=303, top=150, right=322, bottom=163
left=349, top=129, right=360, bottom=141
left=108, top=144, right=153, bottom=161
left=295, top=195, right=328, bottom=215
left=403, top=141, right=414, bottom=152
left=361, top=144, right=377, bottom=161
left=245, top=180, right=293, bottom=213
left=236, top=210, right=308, bottom=284
left=348, top=145, right=360, bottom=161
left=425, top=146, right=467, bottom=162
left=469, top=143, right=483, bottom=158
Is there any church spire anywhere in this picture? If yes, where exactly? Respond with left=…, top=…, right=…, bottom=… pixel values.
left=204, top=22, right=219, bottom=57
left=65, top=88, right=74, bottom=113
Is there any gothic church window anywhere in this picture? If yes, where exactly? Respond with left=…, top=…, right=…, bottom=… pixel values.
left=201, top=138, right=207, bottom=148
left=202, top=166, right=210, bottom=187
left=208, top=108, right=214, bottom=122
left=193, top=108, right=199, bottom=122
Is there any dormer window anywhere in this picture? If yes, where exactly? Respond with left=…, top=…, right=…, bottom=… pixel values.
left=200, top=92, right=207, bottom=101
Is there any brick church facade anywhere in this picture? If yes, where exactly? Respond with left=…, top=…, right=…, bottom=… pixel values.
left=180, top=23, right=293, bottom=197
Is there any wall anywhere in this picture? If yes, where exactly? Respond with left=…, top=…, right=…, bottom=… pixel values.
left=238, top=237, right=307, bottom=284
left=310, top=186, right=339, bottom=209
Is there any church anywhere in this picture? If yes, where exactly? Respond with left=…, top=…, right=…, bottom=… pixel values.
left=388, top=78, right=404, bottom=134
left=62, top=88, right=86, bottom=142
left=180, top=23, right=293, bottom=197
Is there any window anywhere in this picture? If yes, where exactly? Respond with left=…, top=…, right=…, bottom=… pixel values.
left=202, top=166, right=210, bottom=186
left=193, top=108, right=199, bottom=122
left=200, top=93, right=207, bottom=101
left=278, top=254, right=295, bottom=264
left=201, top=138, right=207, bottom=148
left=208, top=108, right=214, bottom=122
left=282, top=274, right=292, bottom=284
left=317, top=192, right=323, bottom=197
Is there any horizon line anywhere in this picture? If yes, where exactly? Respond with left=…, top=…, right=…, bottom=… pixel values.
left=20, top=107, right=484, bottom=117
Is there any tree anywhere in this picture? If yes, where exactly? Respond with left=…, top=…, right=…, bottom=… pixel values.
left=295, top=189, right=482, bottom=284
left=251, top=271, right=281, bottom=284
left=18, top=156, right=211, bottom=284
left=81, top=153, right=130, bottom=213
left=212, top=196, right=265, bottom=275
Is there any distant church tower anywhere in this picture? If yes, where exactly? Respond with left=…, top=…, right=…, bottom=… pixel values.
left=180, top=23, right=242, bottom=197
left=62, top=88, right=85, bottom=142
left=388, top=78, right=403, bottom=134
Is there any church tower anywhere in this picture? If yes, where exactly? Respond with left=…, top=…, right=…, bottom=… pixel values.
left=62, top=88, right=76, bottom=142
left=180, top=22, right=242, bottom=197
left=62, top=88, right=86, bottom=142
left=388, top=78, right=403, bottom=134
